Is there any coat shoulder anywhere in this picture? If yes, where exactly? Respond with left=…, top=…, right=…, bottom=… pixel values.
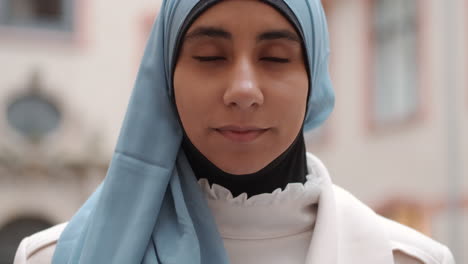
left=14, top=223, right=67, bottom=264
left=333, top=185, right=454, bottom=264
left=381, top=217, right=455, bottom=264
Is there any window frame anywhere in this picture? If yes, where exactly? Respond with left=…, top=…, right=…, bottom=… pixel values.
left=0, top=0, right=75, bottom=32
left=365, top=0, right=428, bottom=132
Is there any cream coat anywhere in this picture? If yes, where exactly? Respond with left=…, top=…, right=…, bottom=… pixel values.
left=13, top=188, right=455, bottom=264
left=14, top=155, right=454, bottom=264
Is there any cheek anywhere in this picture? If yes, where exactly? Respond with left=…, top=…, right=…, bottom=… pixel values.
left=268, top=71, right=309, bottom=128
left=173, top=66, right=214, bottom=133
left=279, top=80, right=308, bottom=148
left=174, top=67, right=196, bottom=130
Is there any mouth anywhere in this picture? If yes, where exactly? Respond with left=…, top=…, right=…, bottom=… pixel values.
left=214, top=125, right=270, bottom=143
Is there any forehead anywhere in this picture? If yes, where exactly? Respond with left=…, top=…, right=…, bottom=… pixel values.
left=188, top=0, right=295, bottom=33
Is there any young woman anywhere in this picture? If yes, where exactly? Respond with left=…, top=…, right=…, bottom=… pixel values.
left=14, top=0, right=454, bottom=263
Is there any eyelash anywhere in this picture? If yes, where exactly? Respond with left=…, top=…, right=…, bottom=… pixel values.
left=261, top=57, right=290, bottom=63
left=192, top=56, right=290, bottom=63
left=192, top=56, right=225, bottom=62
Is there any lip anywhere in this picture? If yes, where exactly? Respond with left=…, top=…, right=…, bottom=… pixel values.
left=215, top=125, right=269, bottom=143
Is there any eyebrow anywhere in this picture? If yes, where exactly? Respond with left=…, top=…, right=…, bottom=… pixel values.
left=184, top=26, right=300, bottom=44
left=185, top=26, right=232, bottom=41
left=257, top=30, right=301, bottom=43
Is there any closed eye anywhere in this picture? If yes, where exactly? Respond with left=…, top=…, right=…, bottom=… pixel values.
left=261, top=57, right=290, bottom=63
left=192, top=56, right=226, bottom=62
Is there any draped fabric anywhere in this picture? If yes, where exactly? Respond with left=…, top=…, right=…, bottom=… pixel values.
left=52, top=0, right=334, bottom=263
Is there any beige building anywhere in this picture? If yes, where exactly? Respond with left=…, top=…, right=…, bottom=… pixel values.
left=0, top=0, right=466, bottom=263
left=311, top=1, right=467, bottom=261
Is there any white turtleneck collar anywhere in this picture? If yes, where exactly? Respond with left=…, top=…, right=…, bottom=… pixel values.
left=198, top=172, right=322, bottom=240
left=195, top=153, right=325, bottom=264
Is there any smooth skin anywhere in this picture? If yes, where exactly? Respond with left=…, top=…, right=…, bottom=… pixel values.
left=174, top=0, right=309, bottom=175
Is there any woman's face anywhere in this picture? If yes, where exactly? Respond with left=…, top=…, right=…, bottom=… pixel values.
left=174, top=0, right=308, bottom=175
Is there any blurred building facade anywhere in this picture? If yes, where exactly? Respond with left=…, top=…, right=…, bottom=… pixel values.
left=0, top=0, right=466, bottom=263
left=309, top=0, right=467, bottom=262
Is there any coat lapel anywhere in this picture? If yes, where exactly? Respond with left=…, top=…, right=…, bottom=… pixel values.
left=305, top=154, right=394, bottom=264
left=334, top=186, right=394, bottom=263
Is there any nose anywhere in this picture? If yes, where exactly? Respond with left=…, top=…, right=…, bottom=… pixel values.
left=223, top=59, right=264, bottom=110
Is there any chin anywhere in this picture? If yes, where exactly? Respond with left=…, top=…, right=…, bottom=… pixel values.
left=221, top=167, right=260, bottom=175
left=214, top=155, right=271, bottom=175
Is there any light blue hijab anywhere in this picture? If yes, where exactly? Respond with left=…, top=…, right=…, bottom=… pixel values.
left=52, top=0, right=334, bottom=263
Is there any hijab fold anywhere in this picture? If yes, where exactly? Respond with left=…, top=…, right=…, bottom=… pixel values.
left=52, top=0, right=334, bottom=263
